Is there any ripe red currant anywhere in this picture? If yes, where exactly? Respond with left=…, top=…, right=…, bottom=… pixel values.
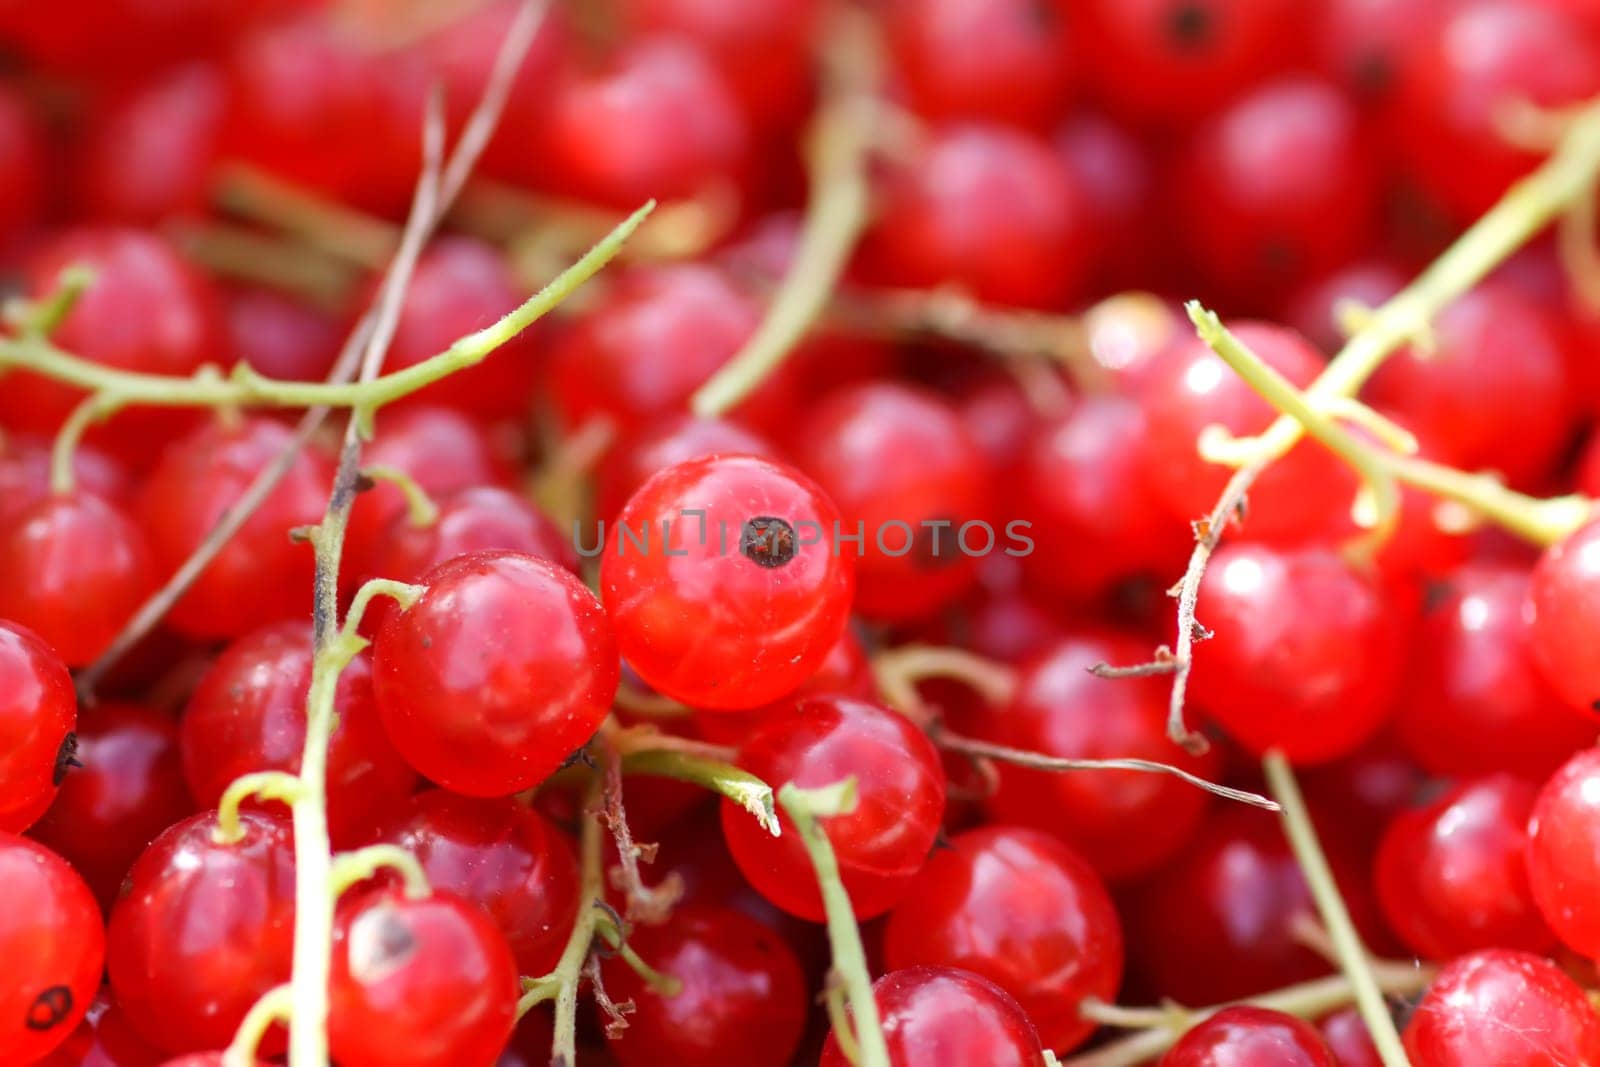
left=720, top=695, right=945, bottom=921
left=0, top=621, right=76, bottom=833
left=1403, top=949, right=1600, bottom=1066
left=374, top=551, right=619, bottom=796
left=601, top=454, right=854, bottom=710
left=819, top=967, right=1045, bottom=1067
left=1162, top=1006, right=1335, bottom=1066
left=0, top=834, right=103, bottom=1063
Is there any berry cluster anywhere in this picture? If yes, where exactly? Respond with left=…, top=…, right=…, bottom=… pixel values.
left=8, top=2, right=1600, bottom=1067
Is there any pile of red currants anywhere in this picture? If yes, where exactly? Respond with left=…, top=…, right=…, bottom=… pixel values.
left=9, top=1, right=1600, bottom=1066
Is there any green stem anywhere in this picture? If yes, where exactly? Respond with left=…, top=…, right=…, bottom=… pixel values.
left=689, top=11, right=874, bottom=418
left=1384, top=454, right=1592, bottom=546
left=1263, top=752, right=1411, bottom=1067
left=621, top=749, right=780, bottom=836
left=359, top=466, right=440, bottom=527
left=49, top=392, right=125, bottom=495
left=213, top=771, right=303, bottom=844
left=340, top=579, right=426, bottom=643
left=0, top=203, right=653, bottom=422
left=593, top=915, right=683, bottom=997
left=551, top=779, right=606, bottom=1066
left=223, top=983, right=293, bottom=1067
left=329, top=844, right=431, bottom=900
left=778, top=780, right=889, bottom=1067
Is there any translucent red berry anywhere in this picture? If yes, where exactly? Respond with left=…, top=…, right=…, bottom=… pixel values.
left=374, top=551, right=619, bottom=796
left=1403, top=949, right=1600, bottom=1066
left=0, top=620, right=76, bottom=833
left=884, top=826, right=1123, bottom=1052
left=329, top=889, right=518, bottom=1067
left=1162, top=1006, right=1335, bottom=1066
left=601, top=454, right=854, bottom=710
left=1526, top=747, right=1600, bottom=957
left=0, top=834, right=103, bottom=1063
left=720, top=696, right=945, bottom=921
left=820, top=967, right=1045, bottom=1067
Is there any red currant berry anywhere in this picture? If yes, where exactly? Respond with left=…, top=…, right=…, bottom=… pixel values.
left=0, top=621, right=76, bottom=833
left=1176, top=77, right=1378, bottom=306
left=0, top=491, right=156, bottom=667
left=541, top=38, right=749, bottom=209
left=882, top=0, right=1076, bottom=128
left=0, top=434, right=129, bottom=529
left=884, top=826, right=1123, bottom=1052
left=1078, top=0, right=1302, bottom=123
left=1393, top=0, right=1600, bottom=221
left=595, top=414, right=776, bottom=524
left=0, top=834, right=103, bottom=1063
left=1318, top=1006, right=1380, bottom=1067
left=0, top=228, right=224, bottom=458
left=29, top=703, right=194, bottom=911
left=224, top=285, right=342, bottom=386
left=1395, top=563, right=1593, bottom=779
left=794, top=383, right=991, bottom=622
left=1368, top=282, right=1572, bottom=488
left=330, top=888, right=518, bottom=1067
left=1526, top=747, right=1600, bottom=957
left=77, top=62, right=226, bottom=223
left=365, top=236, right=541, bottom=420
left=720, top=696, right=945, bottom=921
left=1403, top=949, right=1600, bottom=1066
left=108, top=810, right=295, bottom=1055
left=858, top=122, right=1088, bottom=309
left=1190, top=542, right=1410, bottom=763
left=136, top=416, right=331, bottom=640
left=1127, top=808, right=1385, bottom=1005
left=601, top=454, right=854, bottom=709
left=370, top=789, right=579, bottom=975
left=599, top=905, right=807, bottom=1067
left=973, top=631, right=1222, bottom=880
left=548, top=264, right=759, bottom=431
left=691, top=625, right=875, bottom=747
left=1528, top=519, right=1600, bottom=716
left=1141, top=321, right=1358, bottom=543
left=180, top=622, right=415, bottom=847
left=374, top=551, right=619, bottom=796
left=820, top=967, right=1045, bottom=1067
left=364, top=486, right=576, bottom=635
left=1162, top=1006, right=1335, bottom=1066
left=344, top=405, right=515, bottom=585
left=1014, top=394, right=1190, bottom=601
left=1375, top=774, right=1552, bottom=959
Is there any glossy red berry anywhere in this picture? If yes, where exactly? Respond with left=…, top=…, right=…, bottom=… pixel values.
left=884, top=826, right=1122, bottom=1052
left=371, top=789, right=580, bottom=975
left=1368, top=282, right=1572, bottom=488
left=1014, top=394, right=1189, bottom=601
left=0, top=621, right=76, bottom=833
left=1318, top=1006, right=1380, bottom=1067
left=541, top=38, right=748, bottom=209
left=1393, top=0, right=1600, bottom=221
left=859, top=122, right=1088, bottom=309
left=794, top=383, right=992, bottom=621
left=0, top=491, right=156, bottom=667
left=1402, top=949, right=1600, bottom=1066
left=1526, top=747, right=1600, bottom=957
left=0, top=228, right=224, bottom=458
left=819, top=967, right=1045, bottom=1067
left=29, top=703, right=194, bottom=910
left=108, top=810, right=295, bottom=1055
left=1141, top=321, right=1358, bottom=543
left=1395, top=563, right=1593, bottom=779
left=0, top=434, right=129, bottom=529
left=364, top=486, right=576, bottom=635
left=370, top=236, right=541, bottom=419
left=594, top=414, right=776, bottom=523
left=1191, top=542, right=1409, bottom=762
left=1127, top=808, right=1386, bottom=1005
left=223, top=285, right=342, bottom=386
left=374, top=551, right=619, bottom=795
left=135, top=416, right=331, bottom=640
left=882, top=0, right=1076, bottom=128
left=344, top=405, right=515, bottom=584
left=600, top=905, right=808, bottom=1067
left=330, top=888, right=518, bottom=1067
left=974, top=631, right=1222, bottom=880
left=1176, top=77, right=1378, bottom=306
left=601, top=454, right=854, bottom=709
left=0, top=834, right=104, bottom=1063
left=1528, top=520, right=1600, bottom=716
left=1079, top=0, right=1302, bottom=123
left=77, top=62, right=226, bottom=223
left=548, top=264, right=759, bottom=431
left=720, top=696, right=945, bottom=921
left=691, top=625, right=875, bottom=747
left=1162, top=1006, right=1335, bottom=1066
left=180, top=622, right=415, bottom=847
left=1374, top=774, right=1552, bottom=959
